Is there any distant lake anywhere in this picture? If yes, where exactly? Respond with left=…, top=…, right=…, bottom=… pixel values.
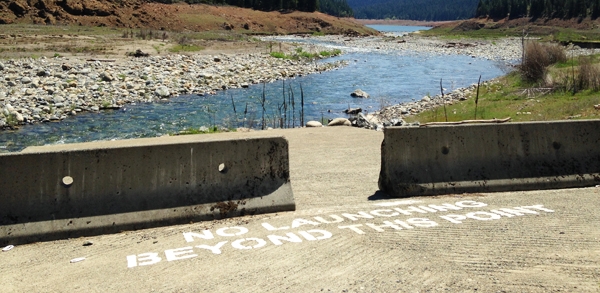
left=365, top=25, right=432, bottom=34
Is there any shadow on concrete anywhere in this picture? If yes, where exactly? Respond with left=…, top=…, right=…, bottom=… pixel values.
left=368, top=190, right=391, bottom=201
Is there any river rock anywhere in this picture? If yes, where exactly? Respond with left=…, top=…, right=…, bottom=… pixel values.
left=328, top=118, right=351, bottom=126
left=351, top=89, right=369, bottom=98
left=100, top=72, right=115, bottom=82
left=155, top=86, right=170, bottom=97
left=343, top=107, right=362, bottom=114
left=350, top=113, right=373, bottom=129
left=5, top=104, right=15, bottom=113
left=15, top=112, right=24, bottom=122
left=306, top=121, right=322, bottom=127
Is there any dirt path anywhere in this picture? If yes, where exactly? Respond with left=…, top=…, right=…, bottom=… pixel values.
left=1, top=127, right=600, bottom=292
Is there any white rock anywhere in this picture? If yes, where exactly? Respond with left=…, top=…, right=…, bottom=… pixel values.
left=306, top=121, right=323, bottom=127
left=328, top=118, right=351, bottom=126
left=351, top=89, right=369, bottom=98
left=155, top=86, right=170, bottom=97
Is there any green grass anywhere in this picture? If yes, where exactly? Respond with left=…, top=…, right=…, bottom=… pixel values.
left=270, top=48, right=341, bottom=59
left=555, top=53, right=600, bottom=68
left=421, top=23, right=600, bottom=43
left=270, top=51, right=287, bottom=58
left=405, top=70, right=600, bottom=124
left=419, top=26, right=513, bottom=40
left=169, top=44, right=204, bottom=53
left=319, top=49, right=341, bottom=57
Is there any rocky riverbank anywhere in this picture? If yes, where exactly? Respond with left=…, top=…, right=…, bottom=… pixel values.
left=372, top=80, right=497, bottom=125
left=316, top=82, right=496, bottom=131
left=0, top=53, right=345, bottom=130
left=265, top=33, right=600, bottom=62
left=262, top=34, right=523, bottom=61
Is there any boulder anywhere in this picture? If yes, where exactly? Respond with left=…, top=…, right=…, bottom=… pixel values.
left=350, top=89, right=369, bottom=98
left=306, top=120, right=322, bottom=127
left=328, top=118, right=351, bottom=126
left=155, top=86, right=170, bottom=97
left=390, top=118, right=405, bottom=126
left=351, top=113, right=373, bottom=129
left=343, top=107, right=362, bottom=114
left=130, top=49, right=149, bottom=58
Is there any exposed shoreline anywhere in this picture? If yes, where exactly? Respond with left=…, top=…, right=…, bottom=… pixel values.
left=2, top=33, right=599, bottom=136
left=0, top=49, right=345, bottom=130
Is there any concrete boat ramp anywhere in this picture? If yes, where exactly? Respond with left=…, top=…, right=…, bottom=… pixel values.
left=1, top=127, right=599, bottom=292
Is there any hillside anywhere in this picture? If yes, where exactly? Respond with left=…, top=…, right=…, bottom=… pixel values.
left=347, top=0, right=478, bottom=20
left=0, top=0, right=373, bottom=35
left=475, top=0, right=600, bottom=20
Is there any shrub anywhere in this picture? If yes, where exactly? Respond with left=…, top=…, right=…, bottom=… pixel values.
left=546, top=44, right=567, bottom=64
left=576, top=56, right=600, bottom=91
left=520, top=42, right=567, bottom=82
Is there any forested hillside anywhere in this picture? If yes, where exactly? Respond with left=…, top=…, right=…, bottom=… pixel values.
left=347, top=0, right=478, bottom=20
left=320, top=0, right=354, bottom=17
left=475, top=0, right=600, bottom=19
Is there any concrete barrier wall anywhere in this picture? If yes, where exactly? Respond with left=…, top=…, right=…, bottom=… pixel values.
left=379, top=120, right=600, bottom=197
left=0, top=134, right=294, bottom=245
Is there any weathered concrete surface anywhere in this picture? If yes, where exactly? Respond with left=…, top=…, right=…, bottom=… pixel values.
left=0, top=133, right=294, bottom=245
left=379, top=120, right=600, bottom=197
left=1, top=127, right=599, bottom=292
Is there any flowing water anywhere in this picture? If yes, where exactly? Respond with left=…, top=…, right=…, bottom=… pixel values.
left=0, top=26, right=510, bottom=153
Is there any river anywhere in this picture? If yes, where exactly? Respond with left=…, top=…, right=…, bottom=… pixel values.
left=0, top=26, right=511, bottom=152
